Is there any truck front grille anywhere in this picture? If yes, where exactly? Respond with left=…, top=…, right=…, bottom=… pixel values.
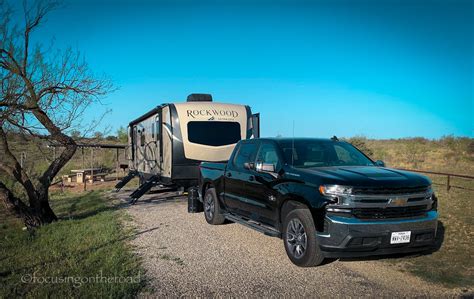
left=352, top=205, right=427, bottom=219
left=352, top=186, right=430, bottom=195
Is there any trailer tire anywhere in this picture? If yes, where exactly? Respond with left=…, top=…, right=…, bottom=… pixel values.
left=283, top=206, right=325, bottom=267
left=203, top=188, right=225, bottom=225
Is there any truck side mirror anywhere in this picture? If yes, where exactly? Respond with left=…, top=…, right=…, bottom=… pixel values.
left=256, top=161, right=275, bottom=173
left=375, top=160, right=385, bottom=167
left=243, top=162, right=255, bottom=170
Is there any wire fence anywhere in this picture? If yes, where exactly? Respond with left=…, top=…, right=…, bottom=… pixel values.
left=397, top=168, right=474, bottom=192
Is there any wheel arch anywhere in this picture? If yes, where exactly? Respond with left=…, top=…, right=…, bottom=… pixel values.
left=200, top=180, right=214, bottom=202
left=279, top=196, right=326, bottom=233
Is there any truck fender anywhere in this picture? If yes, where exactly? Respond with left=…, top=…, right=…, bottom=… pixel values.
left=279, top=197, right=326, bottom=233
left=200, top=180, right=214, bottom=202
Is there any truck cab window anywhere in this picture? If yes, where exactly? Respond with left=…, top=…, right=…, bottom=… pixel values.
left=256, top=143, right=281, bottom=170
left=233, top=142, right=257, bottom=170
left=278, top=140, right=373, bottom=167
left=334, top=144, right=371, bottom=166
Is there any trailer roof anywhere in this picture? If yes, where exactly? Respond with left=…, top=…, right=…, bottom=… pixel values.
left=128, top=105, right=165, bottom=127
left=128, top=102, right=249, bottom=127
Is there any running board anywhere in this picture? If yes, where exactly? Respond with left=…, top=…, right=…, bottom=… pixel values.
left=114, top=170, right=137, bottom=191
left=224, top=214, right=281, bottom=238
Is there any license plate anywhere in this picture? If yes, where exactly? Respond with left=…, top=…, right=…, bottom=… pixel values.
left=390, top=231, right=411, bottom=244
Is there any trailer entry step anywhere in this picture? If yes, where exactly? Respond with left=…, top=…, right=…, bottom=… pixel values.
left=114, top=170, right=138, bottom=191
left=129, top=175, right=160, bottom=204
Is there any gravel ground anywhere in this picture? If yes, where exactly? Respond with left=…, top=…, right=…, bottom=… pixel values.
left=113, top=190, right=466, bottom=298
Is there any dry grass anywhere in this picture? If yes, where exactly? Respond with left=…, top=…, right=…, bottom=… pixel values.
left=354, top=137, right=474, bottom=289
left=364, top=137, right=474, bottom=175
left=384, top=181, right=473, bottom=288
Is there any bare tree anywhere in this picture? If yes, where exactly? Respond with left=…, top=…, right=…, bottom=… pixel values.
left=0, top=0, right=113, bottom=227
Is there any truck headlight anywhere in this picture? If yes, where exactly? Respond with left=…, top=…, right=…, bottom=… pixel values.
left=319, top=185, right=353, bottom=196
left=431, top=193, right=438, bottom=211
left=319, top=185, right=353, bottom=206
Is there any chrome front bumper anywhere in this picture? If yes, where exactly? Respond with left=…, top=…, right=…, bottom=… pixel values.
left=317, top=211, right=438, bottom=258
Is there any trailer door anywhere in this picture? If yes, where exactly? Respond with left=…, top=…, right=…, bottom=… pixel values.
left=155, top=113, right=162, bottom=165
left=133, top=126, right=138, bottom=169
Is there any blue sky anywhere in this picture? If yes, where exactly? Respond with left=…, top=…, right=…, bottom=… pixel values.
left=22, top=0, right=473, bottom=138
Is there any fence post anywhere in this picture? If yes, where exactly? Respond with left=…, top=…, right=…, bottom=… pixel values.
left=116, top=148, right=119, bottom=181
left=90, top=148, right=94, bottom=185
left=447, top=175, right=451, bottom=192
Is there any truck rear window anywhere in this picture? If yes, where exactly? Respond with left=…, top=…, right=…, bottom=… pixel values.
left=188, top=121, right=241, bottom=146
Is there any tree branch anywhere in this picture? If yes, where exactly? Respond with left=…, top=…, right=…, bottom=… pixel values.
left=0, top=126, right=38, bottom=204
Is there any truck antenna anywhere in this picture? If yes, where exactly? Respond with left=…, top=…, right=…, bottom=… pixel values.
left=292, top=120, right=295, bottom=166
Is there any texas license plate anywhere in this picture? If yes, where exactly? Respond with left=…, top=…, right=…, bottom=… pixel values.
left=390, top=231, right=411, bottom=244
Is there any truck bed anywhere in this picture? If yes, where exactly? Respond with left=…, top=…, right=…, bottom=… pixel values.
left=200, top=162, right=227, bottom=171
left=199, top=162, right=228, bottom=195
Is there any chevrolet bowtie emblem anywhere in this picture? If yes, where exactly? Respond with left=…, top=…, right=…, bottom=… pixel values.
left=389, top=198, right=408, bottom=206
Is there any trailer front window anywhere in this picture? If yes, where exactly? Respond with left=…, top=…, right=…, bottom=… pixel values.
left=188, top=121, right=241, bottom=146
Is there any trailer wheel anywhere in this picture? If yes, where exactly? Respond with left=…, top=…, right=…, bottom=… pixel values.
left=283, top=206, right=325, bottom=267
left=203, top=188, right=225, bottom=225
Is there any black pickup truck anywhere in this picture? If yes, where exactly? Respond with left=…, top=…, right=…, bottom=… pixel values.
left=198, top=138, right=438, bottom=267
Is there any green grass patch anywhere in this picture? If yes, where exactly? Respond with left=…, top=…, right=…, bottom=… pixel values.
left=384, top=183, right=473, bottom=289
left=0, top=191, right=145, bottom=298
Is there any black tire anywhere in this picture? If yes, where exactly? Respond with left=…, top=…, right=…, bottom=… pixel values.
left=283, top=207, right=325, bottom=267
left=203, top=188, right=225, bottom=225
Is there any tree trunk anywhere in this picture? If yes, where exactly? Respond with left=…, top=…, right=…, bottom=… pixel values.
left=31, top=190, right=58, bottom=223
left=0, top=182, right=57, bottom=228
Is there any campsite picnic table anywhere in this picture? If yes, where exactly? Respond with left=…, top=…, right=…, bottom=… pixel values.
left=69, top=168, right=105, bottom=183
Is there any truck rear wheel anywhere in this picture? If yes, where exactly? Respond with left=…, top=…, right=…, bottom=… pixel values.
left=203, top=188, right=225, bottom=225
left=283, top=207, right=325, bottom=267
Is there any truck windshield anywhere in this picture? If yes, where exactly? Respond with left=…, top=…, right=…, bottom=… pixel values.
left=278, top=140, right=374, bottom=168
left=188, top=121, right=241, bottom=146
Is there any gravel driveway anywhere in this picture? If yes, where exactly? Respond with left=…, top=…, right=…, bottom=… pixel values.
left=113, top=190, right=463, bottom=298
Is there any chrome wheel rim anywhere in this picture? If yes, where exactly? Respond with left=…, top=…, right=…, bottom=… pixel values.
left=286, top=218, right=307, bottom=259
left=204, top=193, right=214, bottom=220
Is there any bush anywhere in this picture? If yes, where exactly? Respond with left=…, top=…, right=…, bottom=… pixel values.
left=346, top=136, right=374, bottom=157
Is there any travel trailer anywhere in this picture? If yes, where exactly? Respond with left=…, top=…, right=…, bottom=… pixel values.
left=116, top=94, right=260, bottom=202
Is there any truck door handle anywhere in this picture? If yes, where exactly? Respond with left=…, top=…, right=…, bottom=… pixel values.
left=226, top=172, right=232, bottom=178
left=249, top=175, right=255, bottom=181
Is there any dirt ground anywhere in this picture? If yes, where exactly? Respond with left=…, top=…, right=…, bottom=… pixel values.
left=111, top=190, right=470, bottom=298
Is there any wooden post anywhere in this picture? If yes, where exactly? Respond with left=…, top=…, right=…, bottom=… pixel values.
left=447, top=175, right=451, bottom=192
left=82, top=147, right=85, bottom=169
left=90, top=148, right=94, bottom=184
left=20, top=152, right=25, bottom=168
left=116, top=148, right=119, bottom=181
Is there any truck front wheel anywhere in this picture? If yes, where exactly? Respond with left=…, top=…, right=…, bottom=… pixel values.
left=203, top=188, right=225, bottom=225
left=283, top=208, right=325, bottom=267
